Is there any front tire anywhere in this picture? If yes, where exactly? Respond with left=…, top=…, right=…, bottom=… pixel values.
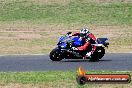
left=50, top=48, right=63, bottom=61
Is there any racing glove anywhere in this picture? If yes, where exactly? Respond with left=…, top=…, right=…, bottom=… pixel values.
left=67, top=32, right=72, bottom=37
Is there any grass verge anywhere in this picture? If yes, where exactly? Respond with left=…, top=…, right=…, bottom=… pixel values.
left=0, top=0, right=132, bottom=25
left=0, top=71, right=131, bottom=88
left=0, top=23, right=131, bottom=54
left=0, top=0, right=131, bottom=54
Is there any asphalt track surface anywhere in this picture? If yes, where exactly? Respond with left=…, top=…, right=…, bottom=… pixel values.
left=0, top=53, right=132, bottom=72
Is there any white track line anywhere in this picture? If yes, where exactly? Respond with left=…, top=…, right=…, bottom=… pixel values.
left=0, top=54, right=47, bottom=56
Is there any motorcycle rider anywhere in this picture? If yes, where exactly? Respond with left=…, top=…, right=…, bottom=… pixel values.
left=68, top=28, right=97, bottom=59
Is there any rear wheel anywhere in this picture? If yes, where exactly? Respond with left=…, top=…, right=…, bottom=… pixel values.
left=90, top=52, right=99, bottom=61
left=90, top=47, right=105, bottom=61
left=98, top=47, right=105, bottom=59
left=50, top=48, right=63, bottom=61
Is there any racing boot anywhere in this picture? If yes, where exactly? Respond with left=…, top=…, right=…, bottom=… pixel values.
left=83, top=51, right=92, bottom=59
left=83, top=45, right=97, bottom=59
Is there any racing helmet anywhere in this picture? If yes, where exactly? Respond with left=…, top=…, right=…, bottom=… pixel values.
left=80, top=28, right=89, bottom=37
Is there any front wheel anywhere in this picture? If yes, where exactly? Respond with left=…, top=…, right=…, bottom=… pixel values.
left=50, top=48, right=63, bottom=61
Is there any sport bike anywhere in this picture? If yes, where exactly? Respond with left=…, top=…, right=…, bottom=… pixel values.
left=50, top=33, right=109, bottom=61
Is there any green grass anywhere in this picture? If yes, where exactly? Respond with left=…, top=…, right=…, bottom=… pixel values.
left=0, top=71, right=131, bottom=84
left=0, top=71, right=74, bottom=84
left=0, top=0, right=131, bottom=54
left=0, top=71, right=131, bottom=88
left=0, top=0, right=132, bottom=25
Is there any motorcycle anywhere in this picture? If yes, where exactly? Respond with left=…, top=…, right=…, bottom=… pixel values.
left=49, top=33, right=109, bottom=61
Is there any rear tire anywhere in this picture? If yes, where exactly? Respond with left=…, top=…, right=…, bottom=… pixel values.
left=50, top=48, right=63, bottom=61
left=90, top=47, right=105, bottom=61
left=98, top=47, right=105, bottom=59
left=90, top=52, right=100, bottom=62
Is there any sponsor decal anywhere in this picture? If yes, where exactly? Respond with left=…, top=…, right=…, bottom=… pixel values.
left=76, top=66, right=131, bottom=85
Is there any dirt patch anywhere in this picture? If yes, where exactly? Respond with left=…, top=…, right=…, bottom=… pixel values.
left=0, top=23, right=132, bottom=54
left=0, top=31, right=42, bottom=40
left=92, top=84, right=132, bottom=88
left=0, top=83, right=131, bottom=88
left=91, top=26, right=128, bottom=38
left=0, top=83, right=37, bottom=88
left=17, top=33, right=41, bottom=40
left=81, top=0, right=132, bottom=3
